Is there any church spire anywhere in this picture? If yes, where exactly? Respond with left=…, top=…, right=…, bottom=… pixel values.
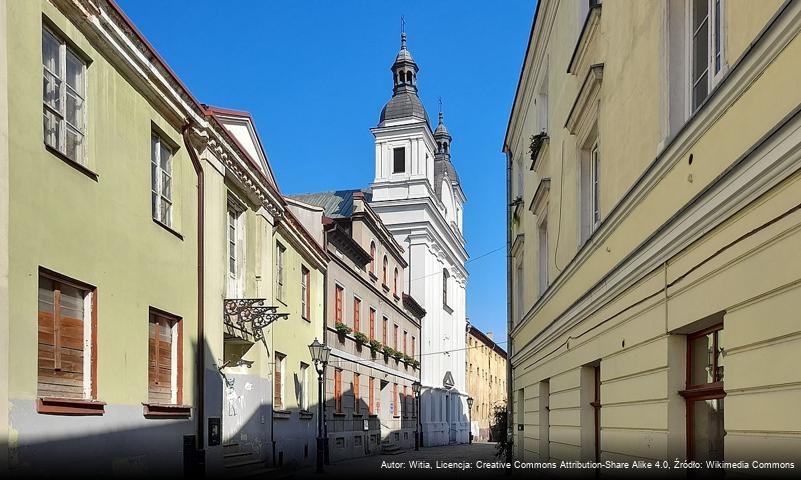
left=434, top=101, right=452, bottom=158
left=391, top=28, right=419, bottom=95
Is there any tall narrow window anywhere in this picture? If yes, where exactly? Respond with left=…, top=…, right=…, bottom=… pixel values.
left=442, top=269, right=450, bottom=307
left=591, top=142, right=600, bottom=228
left=515, top=259, right=524, bottom=319
left=353, top=373, right=361, bottom=414
left=411, top=336, right=415, bottom=359
left=227, top=205, right=238, bottom=279
left=151, top=133, right=174, bottom=227
left=681, top=323, right=725, bottom=461
left=691, top=0, right=724, bottom=111
left=393, top=268, right=399, bottom=296
left=43, top=27, right=86, bottom=164
left=148, top=309, right=182, bottom=405
left=276, top=243, right=286, bottom=302
left=393, top=147, right=405, bottom=173
left=369, top=377, right=375, bottom=415
left=591, top=366, right=601, bottom=462
left=274, top=352, right=285, bottom=410
left=38, top=271, right=94, bottom=400
left=538, top=214, right=549, bottom=296
left=335, top=285, right=343, bottom=325
left=403, top=385, right=408, bottom=417
left=301, top=266, right=310, bottom=320
left=403, top=330, right=407, bottom=355
left=382, top=316, right=388, bottom=345
left=353, top=297, right=361, bottom=333
left=382, top=256, right=388, bottom=285
left=394, top=324, right=399, bottom=349
left=299, top=363, right=309, bottom=411
left=334, top=368, right=343, bottom=413
left=369, top=308, right=376, bottom=341
left=369, top=242, right=376, bottom=275
left=392, top=383, right=399, bottom=417
left=580, top=133, right=600, bottom=243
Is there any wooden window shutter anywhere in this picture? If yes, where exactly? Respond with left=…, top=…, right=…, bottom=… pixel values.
left=38, top=276, right=87, bottom=400
left=335, top=286, right=343, bottom=324
left=354, top=373, right=360, bottom=414
left=369, top=377, right=374, bottom=415
left=274, top=353, right=284, bottom=410
left=334, top=369, right=342, bottom=413
left=148, top=312, right=175, bottom=404
left=353, top=297, right=360, bottom=333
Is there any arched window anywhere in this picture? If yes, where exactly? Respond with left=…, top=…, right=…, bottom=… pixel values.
left=369, top=241, right=376, bottom=275
left=383, top=256, right=388, bottom=285
left=442, top=269, right=449, bottom=307
left=406, top=71, right=413, bottom=83
left=393, top=268, right=399, bottom=296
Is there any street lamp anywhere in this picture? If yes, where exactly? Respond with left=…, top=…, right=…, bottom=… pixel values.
left=412, top=381, right=422, bottom=451
left=309, top=338, right=330, bottom=474
left=466, top=397, right=474, bottom=444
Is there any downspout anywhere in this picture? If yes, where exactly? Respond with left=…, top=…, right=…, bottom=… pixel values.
left=182, top=125, right=205, bottom=454
left=504, top=147, right=514, bottom=468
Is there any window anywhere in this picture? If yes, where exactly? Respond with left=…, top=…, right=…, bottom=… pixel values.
left=301, top=266, right=310, bottom=320
left=226, top=200, right=244, bottom=297
left=354, top=373, right=360, bottom=415
left=394, top=324, right=399, bottom=349
left=148, top=309, right=182, bottom=405
left=369, top=377, right=375, bottom=415
left=227, top=204, right=239, bottom=279
left=334, top=368, right=343, bottom=413
left=402, top=385, right=408, bottom=417
left=382, top=316, right=388, bottom=345
left=393, top=268, right=398, bottom=296
left=411, top=336, right=415, bottom=359
left=151, top=133, right=174, bottom=227
left=691, top=0, right=724, bottom=111
left=580, top=134, right=600, bottom=243
left=393, top=147, right=405, bottom=173
left=382, top=256, right=388, bottom=285
left=276, top=243, right=286, bottom=302
left=274, top=352, right=285, bottom=410
left=403, top=330, right=407, bottom=355
left=300, top=363, right=309, bottom=411
left=538, top=213, right=549, bottom=296
left=335, top=285, right=343, bottom=325
left=515, top=258, right=524, bottom=320
left=442, top=269, right=449, bottom=307
left=369, top=308, right=376, bottom=341
left=681, top=323, right=725, bottom=461
left=37, top=271, right=95, bottom=400
left=42, top=27, right=86, bottom=164
left=353, top=297, right=361, bottom=333
left=369, top=242, right=376, bottom=275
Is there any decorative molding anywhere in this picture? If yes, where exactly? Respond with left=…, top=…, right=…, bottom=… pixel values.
left=568, top=4, right=602, bottom=76
left=529, top=178, right=551, bottom=215
left=565, top=64, right=604, bottom=134
left=529, top=135, right=549, bottom=172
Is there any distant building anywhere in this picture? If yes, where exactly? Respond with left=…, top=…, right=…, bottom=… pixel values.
left=290, top=190, right=424, bottom=461
left=466, top=326, right=507, bottom=442
left=505, top=0, right=801, bottom=464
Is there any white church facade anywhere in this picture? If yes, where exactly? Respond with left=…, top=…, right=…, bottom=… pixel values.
left=368, top=32, right=470, bottom=446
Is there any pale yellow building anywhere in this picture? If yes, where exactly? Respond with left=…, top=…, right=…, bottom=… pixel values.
left=505, top=0, right=801, bottom=465
left=466, top=325, right=507, bottom=442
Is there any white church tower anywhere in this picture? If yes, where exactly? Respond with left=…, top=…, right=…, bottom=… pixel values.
left=368, top=32, right=469, bottom=446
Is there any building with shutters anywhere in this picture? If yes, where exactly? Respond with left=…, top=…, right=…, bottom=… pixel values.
left=0, top=0, right=327, bottom=476
left=506, top=0, right=801, bottom=464
left=290, top=190, right=425, bottom=461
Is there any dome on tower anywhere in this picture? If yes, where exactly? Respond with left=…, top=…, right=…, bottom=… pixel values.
left=378, top=32, right=430, bottom=126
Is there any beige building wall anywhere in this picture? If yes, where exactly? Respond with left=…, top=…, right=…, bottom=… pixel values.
left=506, top=0, right=800, bottom=464
left=465, top=326, right=507, bottom=442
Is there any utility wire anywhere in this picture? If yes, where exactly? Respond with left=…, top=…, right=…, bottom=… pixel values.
left=409, top=244, right=506, bottom=283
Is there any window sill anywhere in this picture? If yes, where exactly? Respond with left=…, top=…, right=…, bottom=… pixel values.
left=393, top=294, right=400, bottom=301
left=37, top=397, right=106, bottom=416
left=352, top=413, right=364, bottom=418
left=45, top=144, right=99, bottom=181
left=143, top=403, right=192, bottom=418
left=332, top=412, right=347, bottom=417
left=302, top=315, right=310, bottom=323
left=381, top=283, right=390, bottom=293
left=153, top=218, right=184, bottom=240
left=369, top=272, right=378, bottom=282
left=273, top=409, right=291, bottom=419
left=299, top=410, right=314, bottom=419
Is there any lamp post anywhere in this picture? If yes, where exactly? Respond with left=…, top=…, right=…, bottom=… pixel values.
left=412, top=381, right=421, bottom=451
left=467, top=397, right=474, bottom=444
left=309, top=338, right=330, bottom=474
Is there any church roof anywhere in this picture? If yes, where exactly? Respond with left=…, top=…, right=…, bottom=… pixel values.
left=288, top=189, right=371, bottom=218
left=434, top=157, right=460, bottom=197
left=380, top=92, right=430, bottom=124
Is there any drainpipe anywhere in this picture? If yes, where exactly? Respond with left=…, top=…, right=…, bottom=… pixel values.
left=182, top=125, right=205, bottom=456
left=504, top=147, right=514, bottom=469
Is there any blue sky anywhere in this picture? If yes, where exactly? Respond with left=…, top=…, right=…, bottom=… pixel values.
left=117, top=0, right=536, bottom=342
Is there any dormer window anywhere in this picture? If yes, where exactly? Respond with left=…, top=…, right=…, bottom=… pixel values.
left=393, top=147, right=405, bottom=173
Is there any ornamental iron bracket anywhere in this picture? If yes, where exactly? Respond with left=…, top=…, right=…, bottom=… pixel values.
left=223, top=298, right=289, bottom=341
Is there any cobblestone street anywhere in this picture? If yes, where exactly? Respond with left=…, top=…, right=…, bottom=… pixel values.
left=293, top=442, right=512, bottom=479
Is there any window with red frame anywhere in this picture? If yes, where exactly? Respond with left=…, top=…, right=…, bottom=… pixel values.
left=680, top=323, right=725, bottom=461
left=354, top=373, right=360, bottom=414
left=353, top=297, right=361, bottom=333
left=382, top=256, right=388, bottom=285
left=369, top=377, right=375, bottom=415
left=369, top=308, right=376, bottom=341
left=334, top=368, right=342, bottom=413
left=335, top=285, right=343, bottom=325
left=382, top=316, right=388, bottom=345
